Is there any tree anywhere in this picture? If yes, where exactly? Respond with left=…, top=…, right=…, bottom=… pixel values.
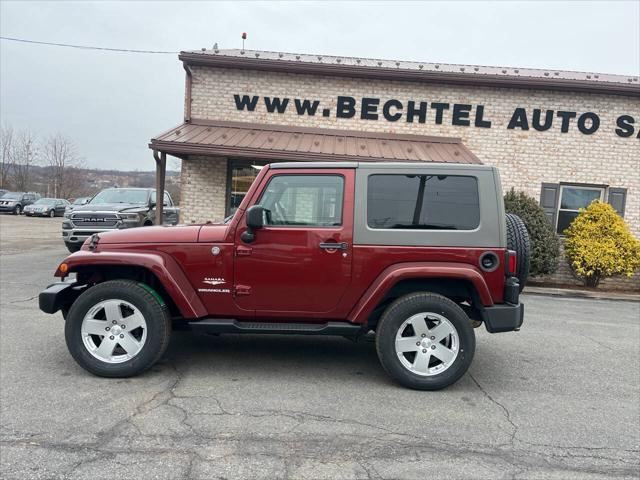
left=11, top=130, right=38, bottom=192
left=42, top=133, right=84, bottom=198
left=564, top=201, right=640, bottom=288
left=504, top=188, right=559, bottom=276
left=0, top=125, right=14, bottom=189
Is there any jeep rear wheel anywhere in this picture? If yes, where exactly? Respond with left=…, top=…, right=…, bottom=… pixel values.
left=376, top=293, right=475, bottom=390
left=65, top=280, right=171, bottom=377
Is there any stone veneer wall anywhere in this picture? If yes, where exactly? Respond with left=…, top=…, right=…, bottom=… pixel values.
left=179, top=155, right=227, bottom=224
left=179, top=65, right=640, bottom=290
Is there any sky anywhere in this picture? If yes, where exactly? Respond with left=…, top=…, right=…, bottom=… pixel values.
left=1, top=0, right=639, bottom=171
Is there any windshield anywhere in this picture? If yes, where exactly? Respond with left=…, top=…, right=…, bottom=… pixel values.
left=34, top=198, right=55, bottom=205
left=73, top=197, right=88, bottom=204
left=89, top=189, right=149, bottom=205
left=1, top=193, right=21, bottom=200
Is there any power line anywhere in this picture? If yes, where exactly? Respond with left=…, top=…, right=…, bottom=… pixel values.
left=0, top=36, right=179, bottom=54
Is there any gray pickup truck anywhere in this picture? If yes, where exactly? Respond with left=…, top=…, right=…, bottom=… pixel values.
left=62, top=187, right=179, bottom=252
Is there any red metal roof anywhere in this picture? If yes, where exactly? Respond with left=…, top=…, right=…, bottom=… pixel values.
left=150, top=120, right=482, bottom=164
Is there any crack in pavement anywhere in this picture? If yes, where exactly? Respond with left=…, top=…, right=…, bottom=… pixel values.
left=1, top=294, right=39, bottom=306
left=469, top=373, right=519, bottom=448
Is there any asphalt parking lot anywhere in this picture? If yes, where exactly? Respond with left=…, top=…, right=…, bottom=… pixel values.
left=1, top=214, right=639, bottom=479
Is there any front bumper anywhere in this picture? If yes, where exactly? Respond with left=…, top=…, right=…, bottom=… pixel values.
left=0, top=205, right=17, bottom=212
left=39, top=281, right=85, bottom=314
left=482, top=302, right=524, bottom=333
left=25, top=210, right=47, bottom=216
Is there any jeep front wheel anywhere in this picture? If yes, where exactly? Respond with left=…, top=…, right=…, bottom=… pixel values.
left=65, top=280, right=171, bottom=377
left=376, top=293, right=475, bottom=390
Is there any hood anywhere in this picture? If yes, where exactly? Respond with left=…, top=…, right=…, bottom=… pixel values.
left=197, top=224, right=230, bottom=243
left=70, top=203, right=150, bottom=213
left=97, top=225, right=203, bottom=244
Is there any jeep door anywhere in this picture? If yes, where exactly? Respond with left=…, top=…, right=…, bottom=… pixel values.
left=234, top=168, right=354, bottom=316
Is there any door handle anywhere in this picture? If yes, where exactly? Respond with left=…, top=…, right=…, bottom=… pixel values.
left=319, top=242, right=348, bottom=250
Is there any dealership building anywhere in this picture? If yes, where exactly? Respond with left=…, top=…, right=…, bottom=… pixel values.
left=150, top=49, right=639, bottom=289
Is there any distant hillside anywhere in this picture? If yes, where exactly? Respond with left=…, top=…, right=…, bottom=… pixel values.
left=25, top=166, right=182, bottom=203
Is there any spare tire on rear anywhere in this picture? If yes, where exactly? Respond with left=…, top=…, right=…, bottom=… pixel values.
left=506, top=213, right=531, bottom=292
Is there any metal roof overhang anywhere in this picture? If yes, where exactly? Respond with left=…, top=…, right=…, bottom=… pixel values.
left=150, top=119, right=482, bottom=164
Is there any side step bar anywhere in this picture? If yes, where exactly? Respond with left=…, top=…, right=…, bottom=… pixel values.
left=188, top=318, right=364, bottom=337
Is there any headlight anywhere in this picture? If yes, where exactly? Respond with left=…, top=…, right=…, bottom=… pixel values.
left=121, top=213, right=140, bottom=221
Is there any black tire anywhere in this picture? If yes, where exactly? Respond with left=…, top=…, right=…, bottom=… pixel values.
left=13, top=204, right=21, bottom=215
left=65, top=280, right=171, bottom=377
left=49, top=209, right=55, bottom=218
left=505, top=213, right=531, bottom=292
left=376, top=292, right=475, bottom=390
left=65, top=242, right=82, bottom=253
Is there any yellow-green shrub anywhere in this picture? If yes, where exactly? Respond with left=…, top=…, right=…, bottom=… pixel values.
left=564, top=201, right=640, bottom=287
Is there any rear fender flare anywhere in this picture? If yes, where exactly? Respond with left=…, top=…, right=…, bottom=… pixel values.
left=347, top=262, right=494, bottom=324
left=58, top=250, right=207, bottom=319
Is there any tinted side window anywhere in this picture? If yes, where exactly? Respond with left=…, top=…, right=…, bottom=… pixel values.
left=258, top=175, right=344, bottom=227
left=367, top=174, right=480, bottom=230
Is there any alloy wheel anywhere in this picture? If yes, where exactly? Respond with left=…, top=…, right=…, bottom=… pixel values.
left=81, top=299, right=147, bottom=364
left=394, top=312, right=459, bottom=376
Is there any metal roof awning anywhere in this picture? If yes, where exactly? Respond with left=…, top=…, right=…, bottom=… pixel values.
left=150, top=119, right=482, bottom=164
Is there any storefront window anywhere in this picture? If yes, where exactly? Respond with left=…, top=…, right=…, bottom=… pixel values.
left=227, top=161, right=267, bottom=215
left=556, top=185, right=604, bottom=234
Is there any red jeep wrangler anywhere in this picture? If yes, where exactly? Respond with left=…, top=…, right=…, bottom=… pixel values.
left=39, top=162, right=529, bottom=390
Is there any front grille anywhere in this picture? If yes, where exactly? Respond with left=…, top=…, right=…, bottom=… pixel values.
left=71, top=213, right=120, bottom=228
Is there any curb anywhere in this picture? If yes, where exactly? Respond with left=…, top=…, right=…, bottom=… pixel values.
left=523, top=285, right=640, bottom=302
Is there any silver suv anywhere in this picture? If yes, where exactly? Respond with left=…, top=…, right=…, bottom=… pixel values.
left=61, top=187, right=179, bottom=252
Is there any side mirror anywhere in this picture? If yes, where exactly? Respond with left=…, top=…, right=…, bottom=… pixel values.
left=241, top=205, right=264, bottom=243
left=246, top=205, right=264, bottom=229
left=149, top=201, right=157, bottom=209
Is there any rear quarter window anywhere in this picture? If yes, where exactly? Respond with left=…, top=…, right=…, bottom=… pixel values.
left=367, top=174, right=480, bottom=230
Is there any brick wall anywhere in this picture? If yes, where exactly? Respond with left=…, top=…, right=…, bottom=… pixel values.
left=180, top=65, right=640, bottom=290
left=188, top=66, right=640, bottom=236
left=179, top=155, right=227, bottom=223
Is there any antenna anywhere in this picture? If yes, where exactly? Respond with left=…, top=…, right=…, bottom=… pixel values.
left=242, top=32, right=247, bottom=53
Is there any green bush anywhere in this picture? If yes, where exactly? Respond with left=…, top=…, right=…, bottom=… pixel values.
left=504, top=188, right=560, bottom=276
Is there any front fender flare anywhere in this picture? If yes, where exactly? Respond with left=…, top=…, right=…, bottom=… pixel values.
left=57, top=250, right=207, bottom=319
left=347, top=262, right=494, bottom=324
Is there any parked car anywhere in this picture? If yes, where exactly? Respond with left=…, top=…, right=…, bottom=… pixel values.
left=71, top=197, right=91, bottom=206
left=64, top=196, right=92, bottom=215
left=40, top=162, right=529, bottom=390
left=24, top=198, right=70, bottom=217
left=0, top=192, right=40, bottom=215
left=61, top=187, right=179, bottom=253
